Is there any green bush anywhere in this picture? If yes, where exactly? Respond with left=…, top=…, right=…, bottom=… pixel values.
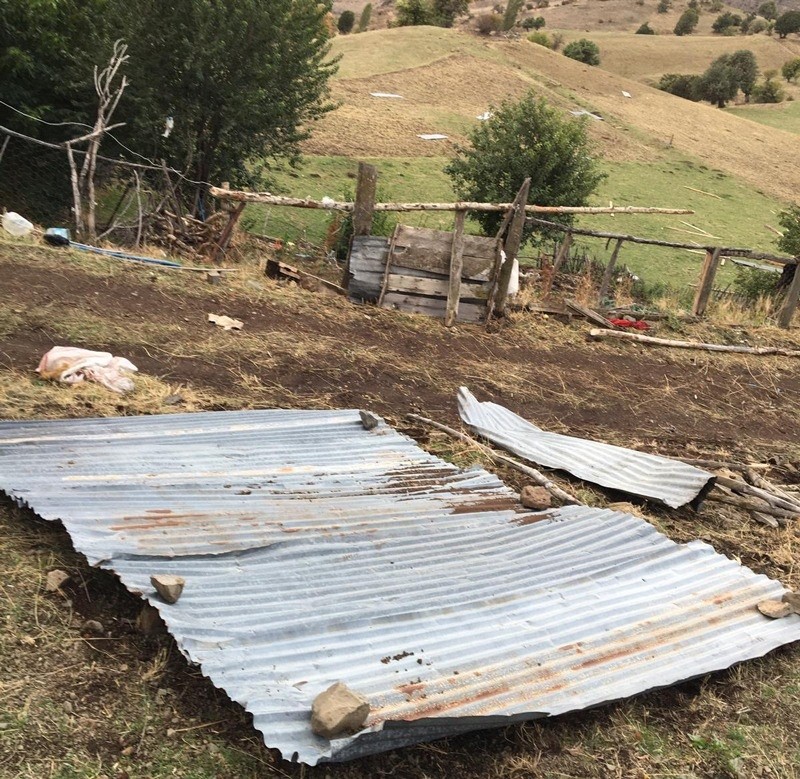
left=337, top=9, right=355, bottom=33
left=563, top=38, right=600, bottom=65
left=752, top=71, right=785, bottom=102
left=475, top=12, right=502, bottom=32
left=527, top=30, right=551, bottom=46
left=732, top=267, right=778, bottom=300
left=521, top=15, right=545, bottom=29
left=658, top=73, right=702, bottom=100
left=674, top=8, right=700, bottom=35
left=635, top=22, right=655, bottom=34
left=782, top=57, right=800, bottom=82
left=657, top=0, right=671, bottom=13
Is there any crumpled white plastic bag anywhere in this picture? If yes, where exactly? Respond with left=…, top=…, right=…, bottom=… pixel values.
left=36, top=346, right=138, bottom=394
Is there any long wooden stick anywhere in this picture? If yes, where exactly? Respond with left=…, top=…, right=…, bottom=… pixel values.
left=588, top=328, right=800, bottom=356
left=209, top=187, right=692, bottom=215
left=406, top=413, right=581, bottom=506
left=707, top=491, right=798, bottom=522
left=714, top=475, right=800, bottom=514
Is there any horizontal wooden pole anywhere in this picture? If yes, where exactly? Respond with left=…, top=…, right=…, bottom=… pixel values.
left=589, top=328, right=800, bottom=356
left=208, top=187, right=693, bottom=216
left=527, top=217, right=797, bottom=263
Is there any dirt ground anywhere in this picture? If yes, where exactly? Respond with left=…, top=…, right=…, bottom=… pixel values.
left=1, top=240, right=799, bottom=778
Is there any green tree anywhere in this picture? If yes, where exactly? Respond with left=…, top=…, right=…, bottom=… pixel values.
left=777, top=206, right=800, bottom=257
left=395, top=0, right=434, bottom=26
left=657, top=0, right=671, bottom=13
left=432, top=0, right=469, bottom=27
left=563, top=38, right=600, bottom=65
left=757, top=1, right=778, bottom=21
left=674, top=8, right=700, bottom=35
left=635, top=22, right=655, bottom=34
left=114, top=0, right=338, bottom=205
left=357, top=3, right=373, bottom=31
left=775, top=10, right=800, bottom=38
left=445, top=93, right=604, bottom=240
left=658, top=73, right=703, bottom=100
left=503, top=0, right=525, bottom=30
left=728, top=50, right=759, bottom=101
left=337, top=9, right=356, bottom=32
left=712, top=12, right=742, bottom=33
left=699, top=55, right=738, bottom=107
left=782, top=57, right=800, bottom=82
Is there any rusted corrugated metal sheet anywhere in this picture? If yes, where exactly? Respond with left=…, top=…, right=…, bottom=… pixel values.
left=458, top=386, right=715, bottom=508
left=0, top=409, right=797, bottom=765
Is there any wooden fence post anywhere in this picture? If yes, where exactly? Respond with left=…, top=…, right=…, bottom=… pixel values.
left=552, top=232, right=573, bottom=272
left=778, top=261, right=800, bottom=329
left=692, top=247, right=722, bottom=317
left=597, top=238, right=624, bottom=306
left=445, top=209, right=467, bottom=327
left=494, top=177, right=531, bottom=315
left=342, top=161, right=378, bottom=287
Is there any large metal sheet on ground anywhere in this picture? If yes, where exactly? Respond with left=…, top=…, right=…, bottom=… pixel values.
left=0, top=409, right=797, bottom=765
left=458, top=386, right=715, bottom=508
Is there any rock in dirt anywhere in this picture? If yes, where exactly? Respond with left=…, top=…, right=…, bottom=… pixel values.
left=45, top=569, right=70, bottom=592
left=782, top=591, right=800, bottom=614
left=136, top=602, right=165, bottom=635
left=520, top=485, right=552, bottom=510
left=310, top=682, right=370, bottom=739
left=757, top=599, right=792, bottom=619
left=81, top=619, right=105, bottom=636
left=151, top=574, right=185, bottom=604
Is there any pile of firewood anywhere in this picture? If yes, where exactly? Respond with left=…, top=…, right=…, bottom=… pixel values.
left=147, top=209, right=231, bottom=261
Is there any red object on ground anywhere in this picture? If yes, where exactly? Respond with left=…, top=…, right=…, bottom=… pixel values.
left=608, top=318, right=650, bottom=330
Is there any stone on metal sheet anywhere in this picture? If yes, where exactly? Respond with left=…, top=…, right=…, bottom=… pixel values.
left=151, top=574, right=185, bottom=604
left=758, top=600, right=792, bottom=619
left=311, top=682, right=370, bottom=739
left=520, top=486, right=552, bottom=510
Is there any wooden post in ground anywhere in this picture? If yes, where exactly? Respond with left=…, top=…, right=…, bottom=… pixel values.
left=552, top=232, right=573, bottom=272
left=342, top=162, right=378, bottom=288
left=212, top=202, right=245, bottom=264
left=778, top=261, right=800, bottom=329
left=692, top=247, right=722, bottom=317
left=445, top=209, right=467, bottom=327
left=493, top=177, right=531, bottom=316
left=597, top=238, right=624, bottom=306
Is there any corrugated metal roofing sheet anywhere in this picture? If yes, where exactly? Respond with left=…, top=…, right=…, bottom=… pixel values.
left=458, top=386, right=715, bottom=509
left=0, top=409, right=797, bottom=765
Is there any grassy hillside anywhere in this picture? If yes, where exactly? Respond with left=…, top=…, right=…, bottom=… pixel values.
left=256, top=25, right=800, bottom=292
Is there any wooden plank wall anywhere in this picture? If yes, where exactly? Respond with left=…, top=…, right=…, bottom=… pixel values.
left=347, top=227, right=496, bottom=323
left=381, top=226, right=495, bottom=324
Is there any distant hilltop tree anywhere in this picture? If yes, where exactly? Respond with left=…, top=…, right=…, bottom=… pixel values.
left=757, top=1, right=778, bottom=21
left=393, top=0, right=470, bottom=28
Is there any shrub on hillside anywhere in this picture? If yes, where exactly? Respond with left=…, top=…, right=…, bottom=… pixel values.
left=337, top=9, right=355, bottom=33
left=394, top=0, right=434, bottom=26
left=748, top=17, right=768, bottom=34
left=445, top=92, right=604, bottom=242
left=527, top=30, right=551, bottom=46
left=521, top=15, right=546, bottom=29
left=758, top=1, right=778, bottom=21
left=658, top=73, right=703, bottom=101
left=635, top=22, right=655, bottom=34
left=674, top=8, right=700, bottom=35
left=732, top=267, right=779, bottom=301
left=357, top=3, right=372, bottom=31
left=782, top=58, right=800, bottom=82
left=433, top=0, right=470, bottom=27
left=475, top=12, right=502, bottom=33
left=777, top=205, right=800, bottom=257
left=752, top=70, right=785, bottom=102
left=563, top=38, right=600, bottom=65
left=657, top=0, right=671, bottom=13
left=712, top=12, right=742, bottom=33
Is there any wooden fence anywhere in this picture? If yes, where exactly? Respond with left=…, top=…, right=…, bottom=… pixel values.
left=210, top=162, right=800, bottom=329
